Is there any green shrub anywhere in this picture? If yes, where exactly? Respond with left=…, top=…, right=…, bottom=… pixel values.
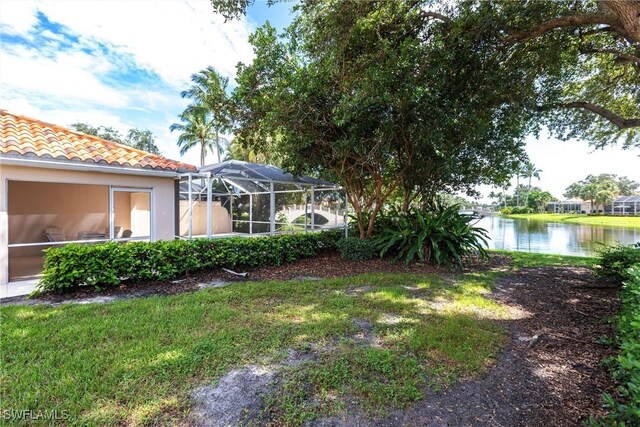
left=39, top=230, right=343, bottom=292
left=596, top=243, right=640, bottom=283
left=501, top=206, right=535, bottom=215
left=336, top=237, right=377, bottom=261
left=372, top=205, right=488, bottom=267
left=596, top=266, right=640, bottom=425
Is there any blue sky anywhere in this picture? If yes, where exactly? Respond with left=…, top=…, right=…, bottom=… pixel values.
left=0, top=0, right=638, bottom=199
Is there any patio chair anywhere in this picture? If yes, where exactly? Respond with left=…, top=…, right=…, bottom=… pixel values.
left=44, top=227, right=66, bottom=242
left=104, top=226, right=122, bottom=238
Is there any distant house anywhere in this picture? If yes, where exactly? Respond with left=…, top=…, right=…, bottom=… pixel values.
left=611, top=195, right=640, bottom=215
left=546, top=199, right=591, bottom=214
left=547, top=196, right=640, bottom=215
left=0, top=110, right=197, bottom=286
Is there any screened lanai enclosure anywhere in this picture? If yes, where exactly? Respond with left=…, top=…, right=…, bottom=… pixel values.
left=177, top=160, right=347, bottom=238
left=612, top=195, right=640, bottom=215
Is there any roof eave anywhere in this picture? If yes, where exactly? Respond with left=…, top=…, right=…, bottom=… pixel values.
left=0, top=155, right=182, bottom=178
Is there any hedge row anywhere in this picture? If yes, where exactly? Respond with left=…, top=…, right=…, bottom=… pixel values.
left=39, top=230, right=342, bottom=292
left=598, top=265, right=640, bottom=425
left=593, top=243, right=640, bottom=425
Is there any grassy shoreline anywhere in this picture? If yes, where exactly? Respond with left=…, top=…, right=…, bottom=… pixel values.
left=503, top=213, right=640, bottom=229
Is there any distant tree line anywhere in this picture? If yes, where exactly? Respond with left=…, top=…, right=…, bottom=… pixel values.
left=70, top=123, right=161, bottom=155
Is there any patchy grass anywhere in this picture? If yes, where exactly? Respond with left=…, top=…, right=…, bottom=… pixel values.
left=1, top=272, right=509, bottom=426
left=504, top=213, right=640, bottom=229
left=492, top=250, right=598, bottom=268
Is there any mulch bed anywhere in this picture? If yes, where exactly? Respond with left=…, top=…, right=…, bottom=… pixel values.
left=28, top=251, right=510, bottom=303
left=491, top=267, right=620, bottom=425
left=381, top=266, right=619, bottom=427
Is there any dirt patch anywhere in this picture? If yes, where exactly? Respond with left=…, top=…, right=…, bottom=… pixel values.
left=191, top=365, right=278, bottom=427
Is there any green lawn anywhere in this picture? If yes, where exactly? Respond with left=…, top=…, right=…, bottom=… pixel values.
left=504, top=213, right=640, bottom=229
left=492, top=250, right=598, bottom=268
left=0, top=252, right=589, bottom=426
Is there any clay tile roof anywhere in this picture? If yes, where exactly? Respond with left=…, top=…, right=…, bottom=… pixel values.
left=0, top=110, right=196, bottom=172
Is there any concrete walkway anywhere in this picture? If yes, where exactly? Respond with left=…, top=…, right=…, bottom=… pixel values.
left=0, top=278, right=39, bottom=299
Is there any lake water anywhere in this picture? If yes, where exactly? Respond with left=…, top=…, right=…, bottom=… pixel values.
left=476, top=215, right=640, bottom=257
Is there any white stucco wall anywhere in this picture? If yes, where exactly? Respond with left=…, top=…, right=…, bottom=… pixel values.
left=0, top=164, right=177, bottom=285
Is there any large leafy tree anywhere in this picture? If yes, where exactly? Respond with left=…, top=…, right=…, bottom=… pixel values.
left=493, top=0, right=640, bottom=148
left=214, top=0, right=640, bottom=149
left=125, top=129, right=162, bottom=155
left=231, top=2, right=532, bottom=237
left=70, top=123, right=161, bottom=155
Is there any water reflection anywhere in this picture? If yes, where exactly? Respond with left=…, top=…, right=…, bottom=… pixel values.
left=476, top=216, right=640, bottom=256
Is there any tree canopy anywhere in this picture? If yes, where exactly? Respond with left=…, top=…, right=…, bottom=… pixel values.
left=215, top=0, right=640, bottom=149
left=211, top=0, right=639, bottom=236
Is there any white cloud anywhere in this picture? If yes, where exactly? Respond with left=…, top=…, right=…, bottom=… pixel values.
left=3, top=0, right=255, bottom=88
left=0, top=0, right=39, bottom=35
left=477, top=133, right=640, bottom=202
left=0, top=0, right=256, bottom=168
left=0, top=45, right=128, bottom=108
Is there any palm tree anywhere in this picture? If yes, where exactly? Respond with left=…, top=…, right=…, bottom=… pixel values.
left=170, top=106, right=215, bottom=167
left=521, top=162, right=542, bottom=208
left=225, top=138, right=270, bottom=164
left=180, top=66, right=230, bottom=163
left=515, top=164, right=525, bottom=207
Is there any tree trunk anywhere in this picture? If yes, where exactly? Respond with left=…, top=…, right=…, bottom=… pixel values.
left=516, top=176, right=520, bottom=207
left=216, top=129, right=221, bottom=163
left=525, top=175, right=532, bottom=207
left=355, top=205, right=365, bottom=239
left=200, top=138, right=206, bottom=167
left=599, top=0, right=640, bottom=43
left=365, top=204, right=382, bottom=238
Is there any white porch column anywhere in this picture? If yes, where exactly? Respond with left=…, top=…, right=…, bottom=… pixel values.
left=344, top=191, right=349, bottom=238
left=304, top=191, right=309, bottom=232
left=249, top=194, right=253, bottom=234
left=187, top=174, right=193, bottom=239
left=206, top=174, right=212, bottom=238
left=310, top=186, right=315, bottom=231
left=269, top=182, right=276, bottom=235
left=0, top=176, right=7, bottom=286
